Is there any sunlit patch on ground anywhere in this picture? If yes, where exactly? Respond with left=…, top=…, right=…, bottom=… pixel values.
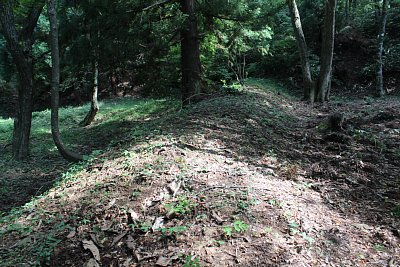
left=0, top=80, right=399, bottom=266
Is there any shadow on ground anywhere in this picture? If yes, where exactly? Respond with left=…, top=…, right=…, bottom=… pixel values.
left=1, top=80, right=399, bottom=266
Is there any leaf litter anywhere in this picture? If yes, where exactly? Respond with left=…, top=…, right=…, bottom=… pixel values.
left=0, top=81, right=399, bottom=266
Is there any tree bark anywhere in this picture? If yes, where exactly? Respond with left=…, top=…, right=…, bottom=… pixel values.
left=287, top=0, right=314, bottom=101
left=81, top=59, right=99, bottom=126
left=48, top=0, right=83, bottom=162
left=180, top=0, right=202, bottom=105
left=317, top=0, right=337, bottom=102
left=345, top=0, right=350, bottom=25
left=376, top=0, right=388, bottom=97
left=0, top=1, right=43, bottom=160
left=373, top=0, right=382, bottom=24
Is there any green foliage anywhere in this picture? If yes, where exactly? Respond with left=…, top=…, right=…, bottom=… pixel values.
left=0, top=117, right=13, bottom=142
left=223, top=220, right=249, bottom=237
left=264, top=227, right=273, bottom=234
left=221, top=80, right=245, bottom=94
left=0, top=97, right=177, bottom=161
left=268, top=198, right=286, bottom=209
left=200, top=0, right=275, bottom=86
left=223, top=226, right=233, bottom=236
left=264, top=35, right=298, bottom=74
left=392, top=205, right=400, bottom=218
left=136, top=221, right=153, bottom=233
left=385, top=44, right=400, bottom=72
left=288, top=220, right=314, bottom=243
left=164, top=196, right=196, bottom=215
left=131, top=189, right=141, bottom=199
left=34, top=233, right=62, bottom=265
left=183, top=255, right=201, bottom=267
left=160, top=225, right=188, bottom=236
left=1, top=0, right=399, bottom=108
left=373, top=243, right=386, bottom=252
left=353, top=129, right=386, bottom=151
left=246, top=78, right=294, bottom=98
left=233, top=220, right=249, bottom=232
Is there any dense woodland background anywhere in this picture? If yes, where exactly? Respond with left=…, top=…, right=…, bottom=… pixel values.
left=0, top=0, right=399, bottom=266
left=1, top=0, right=399, bottom=118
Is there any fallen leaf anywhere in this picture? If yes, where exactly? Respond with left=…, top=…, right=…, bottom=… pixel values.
left=134, top=251, right=141, bottom=262
left=167, top=181, right=181, bottom=196
left=152, top=217, right=165, bottom=231
left=211, top=211, right=224, bottom=224
left=122, top=257, right=135, bottom=267
left=26, top=212, right=36, bottom=220
left=82, top=239, right=101, bottom=262
left=66, top=230, right=76, bottom=239
left=154, top=192, right=167, bottom=202
left=84, top=258, right=100, bottom=267
left=170, top=254, right=180, bottom=261
left=143, top=199, right=160, bottom=210
left=243, top=236, right=252, bottom=243
left=106, top=198, right=116, bottom=210
left=111, top=231, right=128, bottom=247
left=128, top=209, right=139, bottom=221
left=90, top=234, right=103, bottom=248
left=126, top=235, right=136, bottom=250
left=205, top=247, right=217, bottom=255
left=156, top=256, right=171, bottom=266
left=101, top=221, right=113, bottom=231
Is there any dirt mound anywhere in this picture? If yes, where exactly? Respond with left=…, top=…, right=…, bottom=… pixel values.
left=0, top=81, right=399, bottom=266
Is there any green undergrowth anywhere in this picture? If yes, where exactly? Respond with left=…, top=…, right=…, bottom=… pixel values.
left=0, top=97, right=181, bottom=265
left=0, top=97, right=179, bottom=160
left=246, top=78, right=297, bottom=99
left=0, top=97, right=180, bottom=214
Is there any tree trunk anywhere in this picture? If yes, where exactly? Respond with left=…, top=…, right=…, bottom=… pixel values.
left=12, top=70, right=33, bottom=160
left=82, top=28, right=100, bottom=126
left=180, top=0, right=202, bottom=105
left=0, top=1, right=43, bottom=160
left=317, top=0, right=337, bottom=102
left=81, top=59, right=99, bottom=126
left=287, top=0, right=314, bottom=101
left=345, top=0, right=350, bottom=25
left=374, top=0, right=381, bottom=24
left=376, top=0, right=388, bottom=97
left=48, top=0, right=83, bottom=162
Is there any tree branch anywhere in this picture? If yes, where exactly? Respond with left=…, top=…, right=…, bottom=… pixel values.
left=19, top=0, right=45, bottom=41
left=142, top=0, right=176, bottom=11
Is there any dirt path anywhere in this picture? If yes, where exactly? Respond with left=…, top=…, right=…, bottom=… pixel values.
left=1, top=80, right=399, bottom=266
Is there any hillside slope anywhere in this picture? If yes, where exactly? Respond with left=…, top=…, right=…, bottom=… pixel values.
left=1, top=79, right=399, bottom=266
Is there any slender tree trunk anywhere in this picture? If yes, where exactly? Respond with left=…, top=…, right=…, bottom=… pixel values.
left=345, top=0, right=350, bottom=25
left=81, top=59, right=99, bottom=126
left=317, top=0, right=337, bottom=102
left=376, top=0, right=388, bottom=97
left=48, top=0, right=83, bottom=162
left=81, top=28, right=100, bottom=126
left=374, top=0, right=381, bottom=24
left=180, top=0, right=202, bottom=105
left=287, top=0, right=314, bottom=101
left=0, top=1, right=43, bottom=160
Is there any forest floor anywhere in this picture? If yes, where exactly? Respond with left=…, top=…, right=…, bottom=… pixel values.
left=0, top=79, right=399, bottom=266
